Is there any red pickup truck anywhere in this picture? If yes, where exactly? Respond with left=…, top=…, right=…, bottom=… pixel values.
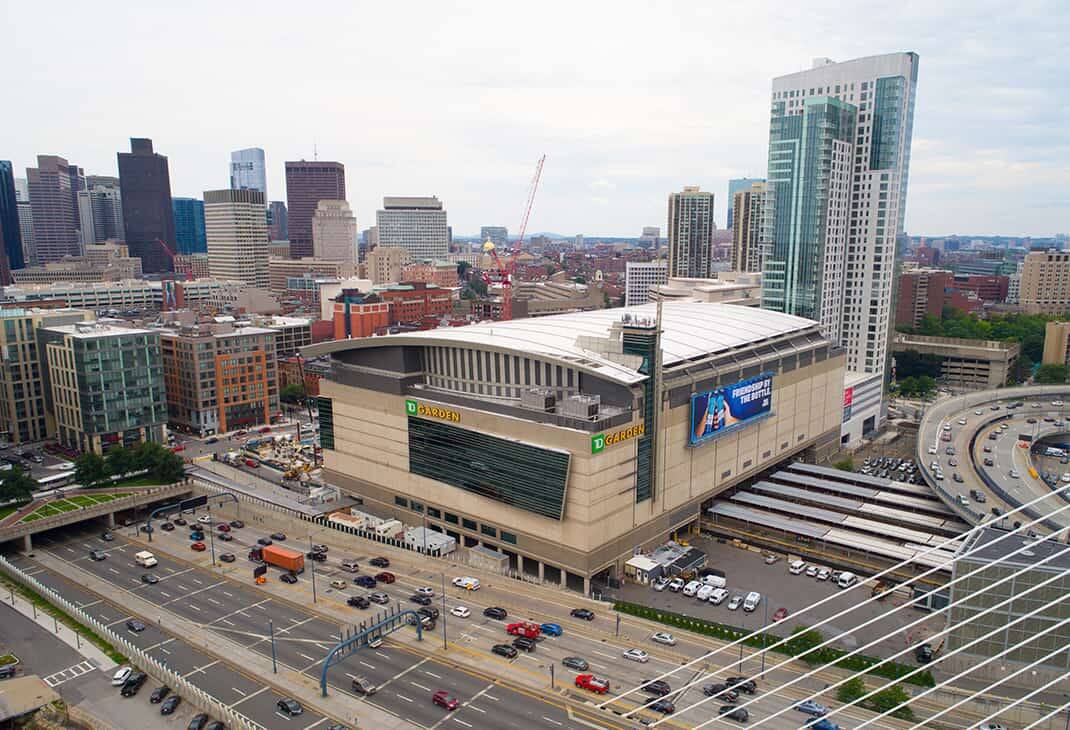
left=575, top=674, right=610, bottom=694
left=506, top=622, right=541, bottom=639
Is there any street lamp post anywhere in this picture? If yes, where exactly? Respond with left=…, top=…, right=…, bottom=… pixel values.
left=308, top=535, right=317, bottom=603
left=206, top=504, right=217, bottom=567
left=441, top=572, right=447, bottom=650
left=269, top=619, right=277, bottom=673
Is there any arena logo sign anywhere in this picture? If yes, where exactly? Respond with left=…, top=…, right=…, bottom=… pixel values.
left=405, top=399, right=461, bottom=422
left=591, top=423, right=646, bottom=454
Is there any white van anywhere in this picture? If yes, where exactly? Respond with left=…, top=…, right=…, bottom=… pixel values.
left=788, top=560, right=806, bottom=575
left=708, top=587, right=729, bottom=605
left=701, top=574, right=726, bottom=589
left=696, top=585, right=715, bottom=601
left=134, top=551, right=157, bottom=568
left=682, top=580, right=702, bottom=597
left=836, top=572, right=858, bottom=589
left=743, top=591, right=762, bottom=612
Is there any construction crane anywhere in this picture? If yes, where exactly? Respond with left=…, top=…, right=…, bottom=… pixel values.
left=481, top=155, right=546, bottom=321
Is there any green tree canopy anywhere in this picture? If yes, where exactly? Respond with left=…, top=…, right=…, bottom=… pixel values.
left=0, top=467, right=37, bottom=504
left=1034, top=363, right=1068, bottom=384
left=75, top=453, right=108, bottom=486
left=837, top=676, right=867, bottom=703
left=280, top=383, right=306, bottom=403
left=105, top=445, right=135, bottom=478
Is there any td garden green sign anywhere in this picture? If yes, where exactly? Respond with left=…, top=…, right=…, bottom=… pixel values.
left=405, top=399, right=461, bottom=423
left=591, top=423, right=646, bottom=454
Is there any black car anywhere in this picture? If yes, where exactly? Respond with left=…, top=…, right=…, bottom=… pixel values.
left=410, top=594, right=432, bottom=606
left=369, top=557, right=390, bottom=568
left=702, top=683, right=738, bottom=701
left=513, top=636, right=536, bottom=652
left=719, top=706, right=749, bottom=722
left=642, top=679, right=671, bottom=696
left=126, top=619, right=147, bottom=633
left=173, top=518, right=187, bottom=526
left=369, top=592, right=390, bottom=605
left=101, top=532, right=115, bottom=541
left=204, top=722, right=226, bottom=730
left=562, top=656, right=589, bottom=671
left=915, top=643, right=934, bottom=663
left=140, top=574, right=159, bottom=585
left=483, top=606, right=507, bottom=620
left=257, top=537, right=273, bottom=546
left=651, top=699, right=675, bottom=715
left=270, top=532, right=287, bottom=541
left=161, top=695, right=182, bottom=715
left=347, top=595, right=370, bottom=609
left=491, top=643, right=518, bottom=658
left=218, top=533, right=234, bottom=542
left=120, top=671, right=147, bottom=697
left=277, top=698, right=303, bottom=716
left=312, top=544, right=328, bottom=553
left=570, top=608, right=595, bottom=621
left=725, top=676, right=757, bottom=694
left=206, top=437, right=219, bottom=444
left=219, top=553, right=236, bottom=563
left=306, top=551, right=327, bottom=561
left=229, top=520, right=244, bottom=528
left=355, top=575, right=377, bottom=588
left=280, top=573, right=298, bottom=584
left=160, top=522, right=175, bottom=531
left=187, top=714, right=209, bottom=730
left=418, top=606, right=440, bottom=620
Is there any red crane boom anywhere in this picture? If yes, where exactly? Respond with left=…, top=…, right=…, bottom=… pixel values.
left=493, top=155, right=546, bottom=321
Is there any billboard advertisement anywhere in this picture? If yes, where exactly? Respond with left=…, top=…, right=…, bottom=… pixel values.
left=689, top=372, right=773, bottom=447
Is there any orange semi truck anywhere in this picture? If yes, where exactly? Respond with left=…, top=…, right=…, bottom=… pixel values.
left=260, top=544, right=304, bottom=573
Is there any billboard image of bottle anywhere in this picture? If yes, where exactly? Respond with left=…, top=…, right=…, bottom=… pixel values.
left=689, top=372, right=774, bottom=446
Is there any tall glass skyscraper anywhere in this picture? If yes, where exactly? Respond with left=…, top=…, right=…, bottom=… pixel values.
left=229, top=148, right=267, bottom=195
left=0, top=161, right=25, bottom=281
left=761, top=53, right=919, bottom=378
left=172, top=197, right=207, bottom=254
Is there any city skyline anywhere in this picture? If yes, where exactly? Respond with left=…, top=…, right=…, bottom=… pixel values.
left=1, top=1, right=1063, bottom=238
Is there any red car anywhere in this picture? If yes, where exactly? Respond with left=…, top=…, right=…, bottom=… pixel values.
left=772, top=607, right=789, bottom=622
left=376, top=572, right=396, bottom=583
left=575, top=674, right=610, bottom=694
left=171, top=444, right=185, bottom=453
left=432, top=690, right=458, bottom=711
left=217, top=523, right=231, bottom=532
left=259, top=426, right=272, bottom=433
left=191, top=542, right=206, bottom=552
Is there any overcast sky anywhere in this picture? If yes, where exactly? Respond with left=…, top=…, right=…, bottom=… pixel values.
left=3, top=0, right=1066, bottom=238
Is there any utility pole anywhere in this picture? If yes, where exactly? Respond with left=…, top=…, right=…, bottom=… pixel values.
left=441, top=572, right=447, bottom=650
left=269, top=619, right=277, bottom=673
left=308, top=535, right=317, bottom=603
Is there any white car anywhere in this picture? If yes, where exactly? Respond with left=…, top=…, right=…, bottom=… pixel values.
left=1033, top=402, right=1042, bottom=408
left=1054, top=400, right=1064, bottom=407
left=957, top=418, right=967, bottom=425
left=805, top=565, right=819, bottom=578
left=682, top=580, right=702, bottom=597
left=416, top=586, right=434, bottom=597
left=197, top=515, right=213, bottom=524
left=789, top=560, right=806, bottom=575
left=1009, top=470, right=1020, bottom=479
left=650, top=632, right=677, bottom=646
left=974, top=409, right=983, bottom=416
left=942, top=424, right=952, bottom=431
left=727, top=595, right=743, bottom=610
left=450, top=606, right=470, bottom=618
left=111, top=666, right=132, bottom=686
left=709, top=587, right=729, bottom=605
left=452, top=576, right=480, bottom=590
left=743, top=591, right=762, bottom=612
left=816, top=568, right=831, bottom=581
left=652, top=577, right=670, bottom=592
left=622, top=648, right=649, bottom=663
left=668, top=578, right=685, bottom=592
left=696, top=585, right=715, bottom=601
left=927, top=446, right=938, bottom=455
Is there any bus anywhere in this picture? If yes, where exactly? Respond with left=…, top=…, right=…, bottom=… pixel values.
left=36, top=471, right=75, bottom=490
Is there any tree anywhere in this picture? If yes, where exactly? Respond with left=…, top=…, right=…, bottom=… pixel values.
left=1035, top=363, right=1068, bottom=384
left=0, top=467, right=37, bottom=504
left=837, top=676, right=867, bottom=703
left=456, top=261, right=471, bottom=281
left=784, top=627, right=825, bottom=661
left=833, top=458, right=854, bottom=472
left=75, top=453, right=108, bottom=487
left=132, top=442, right=161, bottom=472
left=468, top=278, right=488, bottom=297
left=151, top=450, right=186, bottom=484
left=105, top=445, right=135, bottom=479
left=281, top=383, right=306, bottom=403
left=869, top=684, right=914, bottom=720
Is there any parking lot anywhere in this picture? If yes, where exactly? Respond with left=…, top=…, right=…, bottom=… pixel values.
left=611, top=535, right=946, bottom=659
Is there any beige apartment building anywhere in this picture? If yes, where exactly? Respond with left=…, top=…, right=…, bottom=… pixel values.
left=267, top=258, right=357, bottom=295
left=1019, top=250, right=1070, bottom=315
left=205, top=189, right=269, bottom=290
left=366, top=246, right=412, bottom=285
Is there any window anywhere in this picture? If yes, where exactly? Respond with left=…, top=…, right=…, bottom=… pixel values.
left=427, top=507, right=441, bottom=519
left=501, top=531, right=517, bottom=545
left=410, top=501, right=423, bottom=513
left=394, top=496, right=409, bottom=508
left=445, top=512, right=459, bottom=525
left=462, top=518, right=477, bottom=531
left=481, top=524, right=497, bottom=538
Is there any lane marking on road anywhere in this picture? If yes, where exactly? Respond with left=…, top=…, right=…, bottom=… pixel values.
left=359, top=661, right=376, bottom=670
left=299, top=652, right=318, bottom=663
left=543, top=717, right=563, bottom=726
left=160, top=647, right=171, bottom=655
left=345, top=673, right=358, bottom=680
left=108, top=568, right=119, bottom=575
left=315, top=642, right=330, bottom=650
left=395, top=693, right=413, bottom=703
left=410, top=681, right=432, bottom=692
left=231, top=686, right=247, bottom=696
left=183, top=659, right=219, bottom=678
left=453, top=719, right=472, bottom=728
left=160, top=591, right=172, bottom=598
left=206, top=597, right=222, bottom=606
left=303, top=720, right=328, bottom=730
left=229, top=685, right=269, bottom=707
left=220, top=619, right=235, bottom=627
left=191, top=578, right=203, bottom=585
left=423, top=670, right=442, bottom=679
left=591, top=650, right=616, bottom=659
left=222, top=591, right=234, bottom=598
left=188, top=604, right=202, bottom=612
left=468, top=706, right=486, bottom=713
left=275, top=712, right=293, bottom=721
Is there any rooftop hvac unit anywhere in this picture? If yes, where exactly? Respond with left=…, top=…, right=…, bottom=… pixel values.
left=520, top=387, right=556, bottom=412
left=561, top=394, right=600, bottom=420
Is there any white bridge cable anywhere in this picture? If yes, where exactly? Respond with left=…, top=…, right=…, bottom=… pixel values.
left=698, top=534, right=1070, bottom=730
left=623, top=492, right=1070, bottom=722
left=1021, top=699, right=1070, bottom=730
left=600, top=479, right=1070, bottom=712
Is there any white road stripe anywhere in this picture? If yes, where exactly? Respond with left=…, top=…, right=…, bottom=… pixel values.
left=410, top=681, right=431, bottom=691
left=231, top=686, right=247, bottom=696
left=423, top=670, right=442, bottom=679
left=469, top=706, right=486, bottom=713
left=395, top=693, right=413, bottom=703
left=543, top=718, right=563, bottom=726
left=159, top=591, right=172, bottom=598
left=454, top=720, right=472, bottom=728
left=298, top=652, right=317, bottom=662
left=359, top=661, right=375, bottom=670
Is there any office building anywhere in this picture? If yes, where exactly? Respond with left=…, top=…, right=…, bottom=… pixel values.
left=731, top=181, right=766, bottom=273
left=638, top=227, right=660, bottom=251
left=1019, top=250, right=1070, bottom=315
left=26, top=155, right=81, bottom=264
left=727, top=178, right=764, bottom=229
left=118, top=138, right=177, bottom=273
left=249, top=315, right=312, bottom=358
left=285, top=161, right=345, bottom=258
left=0, top=161, right=24, bottom=282
left=0, top=278, right=260, bottom=312
left=625, top=261, right=668, bottom=306
left=16, top=200, right=34, bottom=267
left=666, top=187, right=715, bottom=279
left=77, top=176, right=125, bottom=245
left=172, top=197, right=207, bottom=254
left=367, top=246, right=412, bottom=285
left=401, top=260, right=460, bottom=288
left=42, top=321, right=167, bottom=454
left=331, top=289, right=390, bottom=340
left=481, top=226, right=508, bottom=246
left=205, top=189, right=269, bottom=290
left=12, top=242, right=142, bottom=284
left=890, top=333, right=1018, bottom=391
left=308, top=301, right=843, bottom=593
left=267, top=258, right=357, bottom=295
left=268, top=201, right=288, bottom=241
left=0, top=307, right=90, bottom=443
left=1042, top=321, right=1070, bottom=366
left=376, top=197, right=449, bottom=262
left=312, top=200, right=358, bottom=263
left=173, top=253, right=210, bottom=279
left=229, top=148, right=266, bottom=194
left=160, top=322, right=278, bottom=436
left=763, top=53, right=919, bottom=380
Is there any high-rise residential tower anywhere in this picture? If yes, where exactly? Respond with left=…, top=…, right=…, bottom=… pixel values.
left=763, top=53, right=919, bottom=378
left=375, top=197, right=449, bottom=262
left=118, top=138, right=177, bottom=273
left=77, top=175, right=125, bottom=245
left=268, top=201, right=288, bottom=241
left=312, top=200, right=358, bottom=263
left=284, top=161, right=345, bottom=258
left=731, top=181, right=767, bottom=273
left=172, top=197, right=207, bottom=254
left=26, top=155, right=81, bottom=264
left=726, top=178, right=764, bottom=230
left=204, top=188, right=269, bottom=290
left=666, top=186, right=715, bottom=279
left=0, top=161, right=25, bottom=281
left=230, top=148, right=267, bottom=194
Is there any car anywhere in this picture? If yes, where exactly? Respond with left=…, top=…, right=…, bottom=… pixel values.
left=410, top=594, right=432, bottom=606
left=1009, top=470, right=1020, bottom=479
left=330, top=579, right=347, bottom=589
left=772, top=607, right=789, bottom=622
left=140, top=573, right=159, bottom=585
left=191, top=542, right=206, bottom=552
left=652, top=576, right=671, bottom=591
left=350, top=675, right=377, bottom=696
left=513, top=635, right=537, bottom=652
left=369, top=557, right=390, bottom=567
left=948, top=458, right=958, bottom=467
left=958, top=418, right=967, bottom=425
left=642, top=679, right=672, bottom=696
left=432, top=690, right=459, bottom=710
left=355, top=575, right=377, bottom=588
left=570, top=608, right=595, bottom=621
left=682, top=580, right=702, bottom=596
left=189, top=531, right=205, bottom=541
left=218, top=532, right=233, bottom=542
left=150, top=685, right=171, bottom=703
left=984, top=445, right=993, bottom=453
left=789, top=560, right=807, bottom=575
left=219, top=553, right=235, bottom=563
left=280, top=573, right=298, bottom=584
left=306, top=551, right=327, bottom=561
left=1055, top=400, right=1065, bottom=407
left=217, top=523, right=230, bottom=532
left=810, top=720, right=842, bottom=730
left=160, top=522, right=174, bottom=532
left=277, top=697, right=303, bottom=716
left=727, top=594, right=743, bottom=610
left=667, top=577, right=685, bottom=592
left=100, top=531, right=115, bottom=541
left=622, top=648, right=649, bottom=663
left=1028, top=417, right=1038, bottom=424
left=257, top=537, right=273, bottom=546
left=173, top=517, right=187, bottom=526
left=795, top=699, right=829, bottom=716
left=718, top=706, right=749, bottom=722
left=369, top=592, right=390, bottom=605
left=942, top=424, right=951, bottom=432
left=206, top=436, right=219, bottom=444
left=197, top=515, right=212, bottom=524
left=651, top=631, right=677, bottom=646
left=975, top=409, right=984, bottom=415
left=0, top=665, right=17, bottom=679
left=111, top=666, right=133, bottom=686
left=763, top=554, right=779, bottom=565
left=483, top=606, right=507, bottom=620
left=492, top=643, right=518, bottom=658
left=90, top=550, right=107, bottom=561
left=805, top=564, right=819, bottom=577
left=160, top=695, right=181, bottom=715
left=126, top=619, right=146, bottom=633
left=953, top=473, right=964, bottom=483
left=312, top=544, right=328, bottom=553
left=977, top=725, right=1008, bottom=730
left=927, top=445, right=937, bottom=455
left=709, top=587, right=729, bottom=605
left=945, top=446, right=956, bottom=456
left=270, top=532, right=287, bottom=541
left=230, top=520, right=244, bottom=528
left=120, top=671, right=147, bottom=697
left=702, top=683, right=738, bottom=701
left=376, top=572, right=395, bottom=583
left=562, top=656, right=589, bottom=671
left=187, top=714, right=210, bottom=730
left=725, top=676, right=757, bottom=693
left=915, top=643, right=934, bottom=663
left=347, top=595, right=371, bottom=609
left=417, top=586, right=435, bottom=597
left=651, top=698, right=676, bottom=715
left=816, top=568, right=831, bottom=581
left=451, top=605, right=471, bottom=618
left=574, top=674, right=610, bottom=694
left=540, top=622, right=563, bottom=636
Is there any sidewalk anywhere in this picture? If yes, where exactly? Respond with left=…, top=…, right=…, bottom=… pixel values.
left=0, top=584, right=116, bottom=673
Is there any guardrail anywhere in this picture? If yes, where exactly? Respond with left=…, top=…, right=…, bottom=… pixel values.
left=0, top=554, right=264, bottom=730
